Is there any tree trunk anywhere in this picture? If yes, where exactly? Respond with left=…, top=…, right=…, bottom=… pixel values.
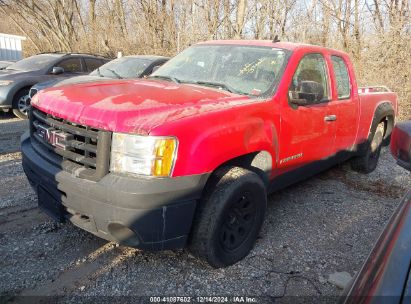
left=234, top=0, right=247, bottom=38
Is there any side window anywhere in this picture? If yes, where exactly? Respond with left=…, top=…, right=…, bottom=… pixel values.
left=85, top=58, right=103, bottom=72
left=289, top=53, right=329, bottom=104
left=56, top=58, right=82, bottom=73
left=331, top=56, right=351, bottom=99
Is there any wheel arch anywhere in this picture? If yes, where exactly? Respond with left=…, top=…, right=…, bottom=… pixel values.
left=357, top=101, right=395, bottom=152
left=11, top=85, right=33, bottom=107
left=201, top=150, right=273, bottom=197
left=370, top=101, right=395, bottom=141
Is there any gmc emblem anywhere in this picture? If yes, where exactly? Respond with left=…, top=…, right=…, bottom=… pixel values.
left=36, top=125, right=73, bottom=150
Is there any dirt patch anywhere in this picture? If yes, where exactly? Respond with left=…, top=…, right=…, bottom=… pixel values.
left=322, top=167, right=405, bottom=199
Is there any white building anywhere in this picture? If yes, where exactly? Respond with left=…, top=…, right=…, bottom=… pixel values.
left=0, top=33, right=26, bottom=61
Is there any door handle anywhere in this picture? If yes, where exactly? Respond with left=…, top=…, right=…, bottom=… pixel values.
left=324, top=115, right=337, bottom=122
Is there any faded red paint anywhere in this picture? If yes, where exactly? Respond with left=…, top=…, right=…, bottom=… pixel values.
left=31, top=40, right=398, bottom=178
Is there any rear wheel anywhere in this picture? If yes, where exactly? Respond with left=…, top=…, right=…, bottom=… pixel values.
left=189, top=166, right=267, bottom=268
left=12, top=88, right=30, bottom=119
left=351, top=122, right=385, bottom=173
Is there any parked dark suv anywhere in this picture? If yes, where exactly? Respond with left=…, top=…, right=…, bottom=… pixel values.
left=29, top=55, right=169, bottom=100
left=0, top=52, right=109, bottom=118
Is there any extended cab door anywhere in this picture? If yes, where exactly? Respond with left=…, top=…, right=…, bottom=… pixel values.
left=328, top=55, right=359, bottom=153
left=278, top=52, right=336, bottom=172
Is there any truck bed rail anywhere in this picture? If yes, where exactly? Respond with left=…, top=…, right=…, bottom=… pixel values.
left=358, top=86, right=391, bottom=94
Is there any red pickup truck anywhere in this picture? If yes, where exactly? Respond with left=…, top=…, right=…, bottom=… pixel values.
left=21, top=41, right=398, bottom=267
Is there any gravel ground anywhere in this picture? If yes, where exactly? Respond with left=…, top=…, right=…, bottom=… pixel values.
left=0, top=112, right=28, bottom=155
left=0, top=114, right=410, bottom=303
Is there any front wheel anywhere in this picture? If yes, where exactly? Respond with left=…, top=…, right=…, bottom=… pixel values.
left=189, top=166, right=267, bottom=268
left=351, top=122, right=385, bottom=173
left=12, top=88, right=30, bottom=119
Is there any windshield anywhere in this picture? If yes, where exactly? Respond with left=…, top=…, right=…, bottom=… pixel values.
left=90, top=57, right=150, bottom=79
left=151, top=45, right=287, bottom=97
left=6, top=54, right=58, bottom=71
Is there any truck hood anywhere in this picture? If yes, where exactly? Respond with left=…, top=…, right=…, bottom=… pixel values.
left=56, top=75, right=104, bottom=86
left=33, top=75, right=103, bottom=91
left=32, top=79, right=252, bottom=134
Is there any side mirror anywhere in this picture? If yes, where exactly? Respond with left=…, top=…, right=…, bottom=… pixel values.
left=51, top=66, right=64, bottom=75
left=390, top=121, right=411, bottom=171
left=289, top=81, right=325, bottom=107
left=289, top=98, right=309, bottom=107
left=299, top=81, right=324, bottom=103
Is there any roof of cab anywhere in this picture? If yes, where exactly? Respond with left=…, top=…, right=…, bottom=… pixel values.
left=197, top=40, right=349, bottom=56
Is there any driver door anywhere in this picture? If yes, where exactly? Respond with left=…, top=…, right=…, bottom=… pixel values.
left=278, top=53, right=337, bottom=172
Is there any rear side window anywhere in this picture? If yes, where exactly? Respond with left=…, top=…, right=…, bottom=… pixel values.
left=57, top=58, right=82, bottom=73
left=289, top=53, right=329, bottom=104
left=331, top=56, right=351, bottom=99
left=85, top=58, right=104, bottom=72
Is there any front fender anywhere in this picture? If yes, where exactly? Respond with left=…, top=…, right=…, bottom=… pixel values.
left=0, top=79, right=40, bottom=106
left=150, top=100, right=280, bottom=178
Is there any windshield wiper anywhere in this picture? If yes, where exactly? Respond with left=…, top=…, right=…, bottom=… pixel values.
left=96, top=67, right=103, bottom=77
left=149, top=75, right=181, bottom=84
left=192, top=81, right=247, bottom=95
left=106, top=68, right=123, bottom=79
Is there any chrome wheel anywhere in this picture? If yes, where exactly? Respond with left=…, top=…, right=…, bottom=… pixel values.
left=17, top=94, right=30, bottom=116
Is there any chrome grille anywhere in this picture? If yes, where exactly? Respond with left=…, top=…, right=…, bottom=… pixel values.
left=30, top=107, right=111, bottom=181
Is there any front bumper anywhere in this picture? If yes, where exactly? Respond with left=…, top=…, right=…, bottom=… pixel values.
left=0, top=105, right=10, bottom=111
left=21, top=132, right=209, bottom=250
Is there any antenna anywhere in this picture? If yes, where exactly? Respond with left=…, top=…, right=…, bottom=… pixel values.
left=273, top=35, right=280, bottom=43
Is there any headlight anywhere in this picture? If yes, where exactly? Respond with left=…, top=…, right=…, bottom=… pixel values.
left=0, top=80, right=13, bottom=86
left=110, top=133, right=177, bottom=177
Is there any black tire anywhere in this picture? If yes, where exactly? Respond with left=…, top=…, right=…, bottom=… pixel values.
left=351, top=122, right=385, bottom=173
left=12, top=88, right=30, bottom=119
left=189, top=166, right=267, bottom=268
